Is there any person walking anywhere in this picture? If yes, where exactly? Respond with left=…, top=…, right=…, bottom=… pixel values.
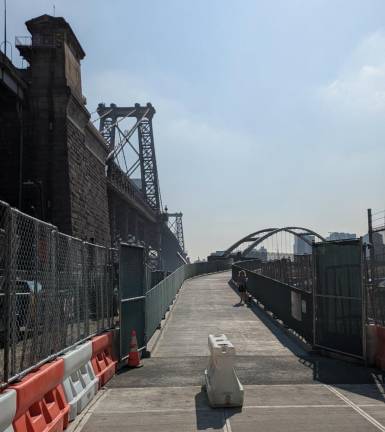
left=237, top=270, right=248, bottom=305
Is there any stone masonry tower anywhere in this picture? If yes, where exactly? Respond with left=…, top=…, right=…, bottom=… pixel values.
left=17, top=15, right=110, bottom=245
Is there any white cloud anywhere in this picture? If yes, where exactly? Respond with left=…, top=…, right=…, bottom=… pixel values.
left=319, top=31, right=385, bottom=115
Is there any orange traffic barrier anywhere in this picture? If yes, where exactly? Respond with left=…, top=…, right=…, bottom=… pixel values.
left=375, top=325, right=385, bottom=370
left=10, top=359, right=69, bottom=432
left=91, top=332, right=117, bottom=387
left=128, top=330, right=142, bottom=368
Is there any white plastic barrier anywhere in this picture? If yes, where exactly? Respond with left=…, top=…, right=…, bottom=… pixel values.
left=60, top=341, right=98, bottom=422
left=0, top=389, right=16, bottom=432
left=204, top=334, right=244, bottom=408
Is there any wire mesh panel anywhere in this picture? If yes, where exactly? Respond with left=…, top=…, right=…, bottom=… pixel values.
left=84, top=243, right=109, bottom=336
left=367, top=209, right=385, bottom=325
left=109, top=247, right=120, bottom=328
left=56, top=233, right=84, bottom=350
left=0, top=201, right=10, bottom=386
left=0, top=202, right=115, bottom=388
left=7, top=208, right=57, bottom=379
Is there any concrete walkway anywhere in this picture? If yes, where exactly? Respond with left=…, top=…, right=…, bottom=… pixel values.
left=71, top=272, right=385, bottom=432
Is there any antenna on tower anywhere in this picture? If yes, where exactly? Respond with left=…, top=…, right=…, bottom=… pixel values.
left=53, top=4, right=56, bottom=16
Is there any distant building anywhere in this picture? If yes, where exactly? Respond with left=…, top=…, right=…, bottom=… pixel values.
left=245, top=246, right=267, bottom=261
left=256, top=246, right=268, bottom=262
left=294, top=235, right=314, bottom=255
left=326, top=232, right=356, bottom=241
left=209, top=251, right=225, bottom=257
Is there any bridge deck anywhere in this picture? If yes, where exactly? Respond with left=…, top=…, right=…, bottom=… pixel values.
left=71, top=272, right=385, bottom=432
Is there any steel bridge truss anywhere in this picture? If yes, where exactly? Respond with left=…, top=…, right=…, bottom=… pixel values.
left=223, top=226, right=326, bottom=258
left=166, top=212, right=185, bottom=253
left=97, top=102, right=161, bottom=213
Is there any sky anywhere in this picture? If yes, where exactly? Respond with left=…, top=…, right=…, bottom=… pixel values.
left=4, top=0, right=385, bottom=259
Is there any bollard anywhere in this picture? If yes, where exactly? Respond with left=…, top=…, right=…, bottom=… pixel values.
left=204, top=334, right=244, bottom=408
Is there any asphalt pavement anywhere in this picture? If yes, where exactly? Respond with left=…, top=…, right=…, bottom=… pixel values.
left=70, top=271, right=385, bottom=432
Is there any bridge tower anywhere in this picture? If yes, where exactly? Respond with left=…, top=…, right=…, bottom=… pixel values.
left=166, top=212, right=185, bottom=254
left=97, top=103, right=161, bottom=213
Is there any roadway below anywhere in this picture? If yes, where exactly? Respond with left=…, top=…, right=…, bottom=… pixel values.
left=70, top=271, right=385, bottom=431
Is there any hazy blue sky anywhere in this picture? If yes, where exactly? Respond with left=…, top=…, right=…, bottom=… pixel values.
left=6, top=0, right=385, bottom=258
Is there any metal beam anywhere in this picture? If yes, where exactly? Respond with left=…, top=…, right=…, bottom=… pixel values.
left=242, top=227, right=326, bottom=257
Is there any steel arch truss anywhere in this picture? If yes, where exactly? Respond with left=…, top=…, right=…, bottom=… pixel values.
left=224, top=226, right=326, bottom=258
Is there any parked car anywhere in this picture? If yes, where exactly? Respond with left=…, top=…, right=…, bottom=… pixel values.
left=0, top=279, right=43, bottom=346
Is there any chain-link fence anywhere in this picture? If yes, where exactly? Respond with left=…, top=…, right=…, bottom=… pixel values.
left=0, top=202, right=115, bottom=388
left=366, top=208, right=385, bottom=325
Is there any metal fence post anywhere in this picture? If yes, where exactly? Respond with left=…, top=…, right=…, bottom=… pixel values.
left=3, top=204, right=12, bottom=384
left=51, top=228, right=59, bottom=353
left=367, top=209, right=376, bottom=323
left=10, top=210, right=17, bottom=377
left=74, top=238, right=80, bottom=341
left=82, top=242, right=89, bottom=336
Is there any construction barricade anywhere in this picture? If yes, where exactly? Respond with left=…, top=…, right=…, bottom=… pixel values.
left=0, top=389, right=17, bottom=432
left=91, top=332, right=117, bottom=388
left=60, top=341, right=98, bottom=422
left=204, top=334, right=244, bottom=408
left=9, top=359, right=69, bottom=432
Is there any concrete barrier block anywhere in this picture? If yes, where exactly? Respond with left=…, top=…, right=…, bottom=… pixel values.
left=10, top=360, right=69, bottom=432
left=204, top=334, right=244, bottom=408
left=61, top=342, right=98, bottom=422
left=0, top=390, right=16, bottom=432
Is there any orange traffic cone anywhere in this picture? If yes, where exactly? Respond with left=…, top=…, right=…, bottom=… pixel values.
left=128, top=329, right=143, bottom=368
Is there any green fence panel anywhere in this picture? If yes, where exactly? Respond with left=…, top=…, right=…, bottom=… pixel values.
left=119, top=244, right=146, bottom=360
left=314, top=239, right=364, bottom=358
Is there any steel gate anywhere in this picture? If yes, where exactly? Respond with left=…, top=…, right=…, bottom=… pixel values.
left=313, top=239, right=365, bottom=358
left=119, top=243, right=146, bottom=361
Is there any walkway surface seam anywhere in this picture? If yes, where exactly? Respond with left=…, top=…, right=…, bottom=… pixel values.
left=70, top=271, right=385, bottom=432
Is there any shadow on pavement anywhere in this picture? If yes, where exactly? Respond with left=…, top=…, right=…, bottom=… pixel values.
left=228, top=278, right=385, bottom=401
left=194, top=387, right=241, bottom=430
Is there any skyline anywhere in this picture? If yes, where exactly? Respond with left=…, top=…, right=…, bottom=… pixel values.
left=4, top=0, right=385, bottom=259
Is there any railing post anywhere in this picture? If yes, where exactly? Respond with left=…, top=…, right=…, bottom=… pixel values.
left=51, top=228, right=59, bottom=353
left=9, top=210, right=17, bottom=377
left=82, top=242, right=89, bottom=336
left=367, top=209, right=376, bottom=323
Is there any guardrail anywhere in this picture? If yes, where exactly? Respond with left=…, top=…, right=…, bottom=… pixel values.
left=0, top=201, right=117, bottom=389
left=146, top=259, right=233, bottom=341
left=232, top=262, right=313, bottom=343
